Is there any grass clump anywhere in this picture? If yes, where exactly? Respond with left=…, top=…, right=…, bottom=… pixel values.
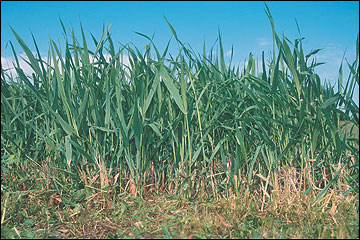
left=1, top=175, right=358, bottom=238
left=1, top=3, right=359, bottom=239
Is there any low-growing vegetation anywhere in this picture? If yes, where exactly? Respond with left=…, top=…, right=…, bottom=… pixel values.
left=1, top=4, right=359, bottom=239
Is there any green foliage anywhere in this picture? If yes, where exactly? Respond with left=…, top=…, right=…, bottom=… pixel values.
left=1, top=3, right=358, bottom=204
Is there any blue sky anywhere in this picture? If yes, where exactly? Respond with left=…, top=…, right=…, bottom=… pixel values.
left=1, top=1, right=359, bottom=104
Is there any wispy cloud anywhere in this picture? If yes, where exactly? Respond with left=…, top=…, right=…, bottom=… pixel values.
left=1, top=53, right=36, bottom=79
left=307, top=43, right=354, bottom=84
left=312, top=43, right=346, bottom=66
left=256, top=38, right=271, bottom=46
left=225, top=50, right=233, bottom=57
left=1, top=52, right=133, bottom=81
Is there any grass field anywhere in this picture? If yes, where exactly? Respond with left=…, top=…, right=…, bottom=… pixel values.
left=1, top=4, right=359, bottom=239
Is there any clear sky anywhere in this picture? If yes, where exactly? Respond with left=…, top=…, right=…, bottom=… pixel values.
left=1, top=1, right=359, bottom=104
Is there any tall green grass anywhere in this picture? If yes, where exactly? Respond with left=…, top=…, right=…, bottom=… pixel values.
left=1, top=5, right=359, bottom=202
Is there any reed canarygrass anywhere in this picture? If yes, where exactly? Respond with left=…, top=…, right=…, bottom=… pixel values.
left=1, top=6, right=359, bottom=204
